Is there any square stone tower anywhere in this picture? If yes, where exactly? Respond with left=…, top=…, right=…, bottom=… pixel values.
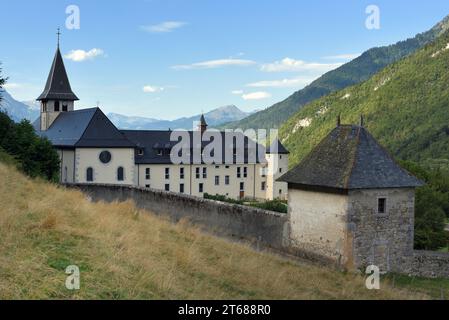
left=279, top=122, right=423, bottom=272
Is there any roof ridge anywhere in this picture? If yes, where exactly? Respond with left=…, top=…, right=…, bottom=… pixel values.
left=344, top=126, right=362, bottom=189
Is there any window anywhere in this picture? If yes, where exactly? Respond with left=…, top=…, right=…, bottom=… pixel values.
left=279, top=168, right=283, bottom=173
left=215, top=176, right=220, bottom=186
left=165, top=184, right=170, bottom=191
left=240, top=182, right=244, bottom=192
left=199, top=183, right=204, bottom=193
left=86, top=167, right=93, bottom=182
left=237, top=167, right=241, bottom=178
left=99, top=151, right=112, bottom=164
left=225, top=175, right=230, bottom=185
left=180, top=184, right=185, bottom=194
left=117, top=167, right=124, bottom=181
left=225, top=165, right=230, bottom=169
left=62, top=104, right=68, bottom=112
left=157, top=149, right=163, bottom=156
left=196, top=167, right=200, bottom=179
left=165, top=168, right=170, bottom=179
left=280, top=155, right=283, bottom=160
left=202, top=167, right=207, bottom=179
left=180, top=167, right=185, bottom=179
left=378, top=198, right=387, bottom=214
left=54, top=101, right=60, bottom=112
left=42, top=102, right=47, bottom=112
left=261, top=181, right=266, bottom=191
left=243, top=167, right=248, bottom=178
left=145, top=184, right=150, bottom=188
left=145, top=168, right=150, bottom=180
left=215, top=165, right=220, bottom=169
left=138, top=149, right=144, bottom=156
left=260, top=167, right=267, bottom=178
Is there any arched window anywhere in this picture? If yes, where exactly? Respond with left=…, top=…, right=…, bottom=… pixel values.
left=117, top=167, right=124, bottom=181
left=54, top=101, right=60, bottom=112
left=86, top=167, right=94, bottom=182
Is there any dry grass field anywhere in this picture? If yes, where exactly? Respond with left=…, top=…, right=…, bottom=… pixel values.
left=0, top=160, right=429, bottom=300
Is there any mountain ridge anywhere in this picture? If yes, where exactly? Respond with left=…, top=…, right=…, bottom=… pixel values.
left=108, top=105, right=252, bottom=130
left=222, top=14, right=449, bottom=131
left=279, top=27, right=449, bottom=169
left=0, top=89, right=39, bottom=122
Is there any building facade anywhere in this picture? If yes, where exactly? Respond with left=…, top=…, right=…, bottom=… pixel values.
left=34, top=46, right=288, bottom=201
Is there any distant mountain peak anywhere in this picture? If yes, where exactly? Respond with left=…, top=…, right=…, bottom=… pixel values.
left=222, top=14, right=449, bottom=131
left=107, top=105, right=251, bottom=130
left=0, top=89, right=39, bottom=122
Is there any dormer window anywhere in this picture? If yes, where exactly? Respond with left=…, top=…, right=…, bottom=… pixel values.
left=157, top=149, right=163, bottom=156
left=138, top=149, right=144, bottom=156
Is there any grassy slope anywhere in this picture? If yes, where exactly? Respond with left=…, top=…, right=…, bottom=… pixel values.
left=280, top=30, right=449, bottom=169
left=222, top=15, right=449, bottom=131
left=0, top=161, right=430, bottom=300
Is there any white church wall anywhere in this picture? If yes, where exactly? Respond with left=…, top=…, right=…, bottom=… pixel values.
left=75, top=148, right=135, bottom=185
left=288, top=189, right=349, bottom=263
left=58, top=149, right=75, bottom=183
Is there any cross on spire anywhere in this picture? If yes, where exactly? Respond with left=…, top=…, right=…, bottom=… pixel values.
left=57, top=28, right=61, bottom=48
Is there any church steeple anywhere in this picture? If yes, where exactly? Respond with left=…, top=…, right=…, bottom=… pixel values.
left=38, top=30, right=78, bottom=131
left=198, top=114, right=208, bottom=134
left=37, top=46, right=78, bottom=102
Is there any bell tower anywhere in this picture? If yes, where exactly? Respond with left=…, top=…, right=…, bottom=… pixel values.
left=37, top=29, right=79, bottom=131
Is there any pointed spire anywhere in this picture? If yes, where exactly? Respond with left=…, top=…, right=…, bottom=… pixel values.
left=199, top=113, right=208, bottom=134
left=37, top=43, right=79, bottom=101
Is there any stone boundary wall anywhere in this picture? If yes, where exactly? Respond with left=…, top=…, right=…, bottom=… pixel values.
left=66, top=183, right=289, bottom=251
left=408, top=251, right=449, bottom=278
left=65, top=184, right=449, bottom=278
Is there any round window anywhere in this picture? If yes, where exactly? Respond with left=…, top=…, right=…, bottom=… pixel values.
left=99, top=151, right=112, bottom=164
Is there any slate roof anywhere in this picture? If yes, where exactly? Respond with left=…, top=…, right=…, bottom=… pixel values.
left=266, top=139, right=289, bottom=154
left=34, top=108, right=135, bottom=148
left=122, top=130, right=267, bottom=165
left=278, top=125, right=424, bottom=192
left=199, top=114, right=207, bottom=126
left=37, top=47, right=79, bottom=101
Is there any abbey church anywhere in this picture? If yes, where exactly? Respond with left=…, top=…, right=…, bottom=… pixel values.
left=33, top=45, right=288, bottom=201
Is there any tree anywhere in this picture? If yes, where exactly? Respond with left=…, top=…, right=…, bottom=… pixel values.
left=0, top=111, right=60, bottom=182
left=0, top=63, right=7, bottom=103
left=401, top=160, right=449, bottom=250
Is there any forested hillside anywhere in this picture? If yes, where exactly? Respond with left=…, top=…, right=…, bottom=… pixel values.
left=223, top=15, right=449, bottom=131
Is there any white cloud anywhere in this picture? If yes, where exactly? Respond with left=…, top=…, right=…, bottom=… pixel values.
left=231, top=90, right=243, bottom=95
left=2, top=83, right=22, bottom=89
left=323, top=53, right=361, bottom=60
left=246, top=77, right=312, bottom=88
left=143, top=85, right=164, bottom=93
left=242, top=91, right=272, bottom=100
left=64, top=48, right=105, bottom=62
left=172, top=59, right=256, bottom=70
left=141, top=21, right=187, bottom=33
left=260, top=57, right=342, bottom=73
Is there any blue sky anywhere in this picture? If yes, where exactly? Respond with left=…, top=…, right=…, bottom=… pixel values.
left=1, top=0, right=449, bottom=119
